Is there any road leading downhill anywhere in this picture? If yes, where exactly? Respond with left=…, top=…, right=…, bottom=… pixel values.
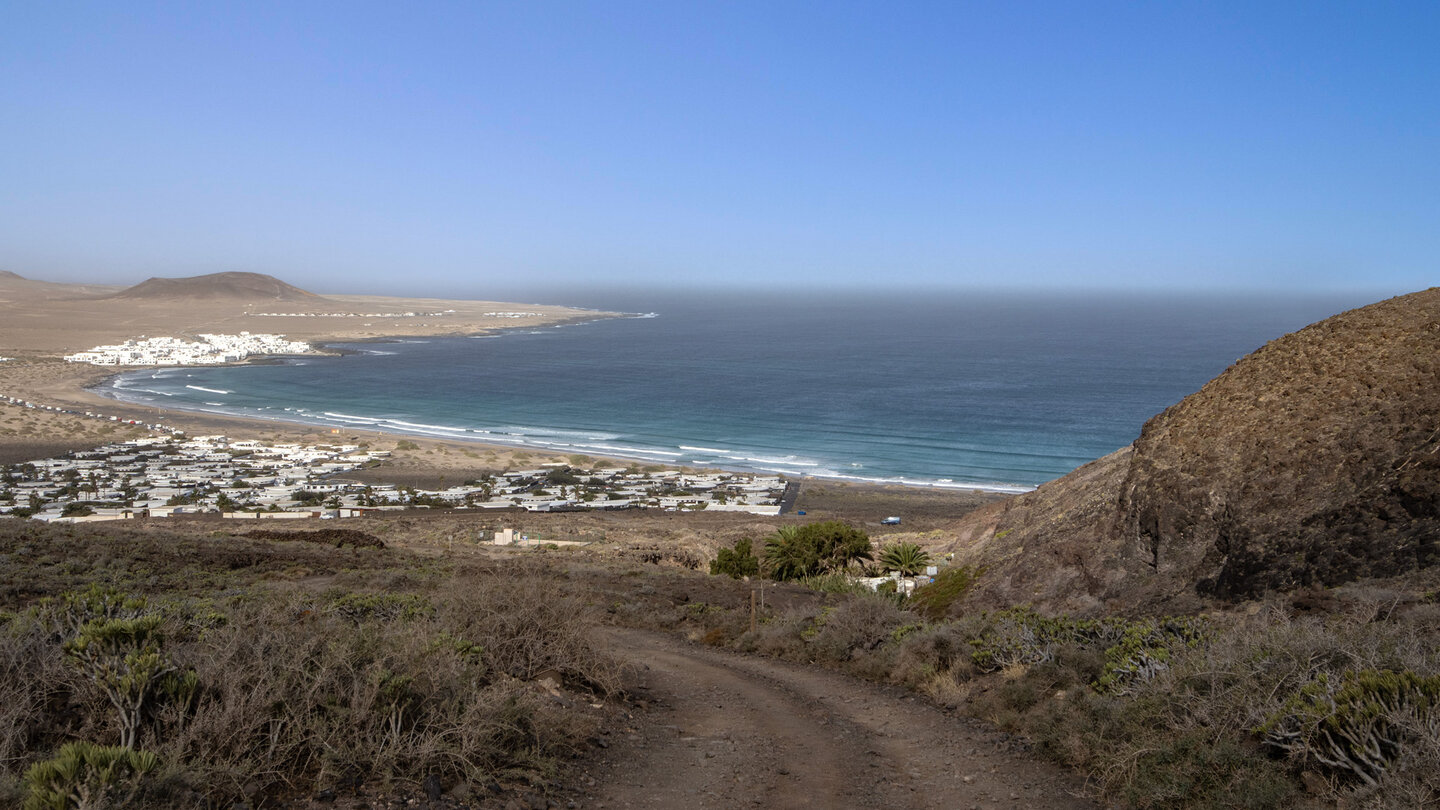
left=567, top=628, right=1096, bottom=809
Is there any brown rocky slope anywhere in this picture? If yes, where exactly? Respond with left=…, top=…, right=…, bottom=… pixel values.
left=111, top=271, right=323, bottom=302
left=946, top=288, right=1440, bottom=614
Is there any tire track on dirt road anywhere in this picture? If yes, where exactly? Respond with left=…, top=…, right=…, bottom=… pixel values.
left=566, top=628, right=1096, bottom=809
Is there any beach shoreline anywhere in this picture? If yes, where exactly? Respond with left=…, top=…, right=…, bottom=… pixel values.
left=0, top=354, right=1026, bottom=521
left=88, top=358, right=1036, bottom=495
left=0, top=285, right=1027, bottom=502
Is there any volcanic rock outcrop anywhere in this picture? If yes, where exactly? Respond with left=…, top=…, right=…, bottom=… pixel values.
left=948, top=288, right=1440, bottom=614
left=112, top=271, right=323, bottom=302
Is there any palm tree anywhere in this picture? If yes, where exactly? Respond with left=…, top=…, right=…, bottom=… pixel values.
left=762, top=525, right=812, bottom=580
left=761, top=522, right=874, bottom=580
left=879, top=542, right=931, bottom=576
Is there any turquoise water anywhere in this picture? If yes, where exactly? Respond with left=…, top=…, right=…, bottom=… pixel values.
left=100, top=289, right=1368, bottom=489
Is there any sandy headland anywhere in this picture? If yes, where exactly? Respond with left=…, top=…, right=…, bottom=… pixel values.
left=0, top=270, right=622, bottom=355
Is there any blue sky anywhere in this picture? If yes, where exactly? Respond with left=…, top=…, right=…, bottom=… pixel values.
left=1, top=1, right=1435, bottom=298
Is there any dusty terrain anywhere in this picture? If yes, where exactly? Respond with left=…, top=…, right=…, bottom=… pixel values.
left=566, top=628, right=1094, bottom=810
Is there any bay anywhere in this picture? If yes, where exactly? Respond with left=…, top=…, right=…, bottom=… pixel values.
left=101, top=288, right=1371, bottom=489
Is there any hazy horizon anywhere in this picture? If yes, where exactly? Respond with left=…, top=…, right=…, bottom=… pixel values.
left=0, top=266, right=1413, bottom=310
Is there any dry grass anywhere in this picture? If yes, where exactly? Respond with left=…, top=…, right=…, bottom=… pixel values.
left=0, top=520, right=620, bottom=807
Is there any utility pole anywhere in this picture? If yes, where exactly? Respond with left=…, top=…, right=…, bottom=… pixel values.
left=754, top=582, right=766, bottom=634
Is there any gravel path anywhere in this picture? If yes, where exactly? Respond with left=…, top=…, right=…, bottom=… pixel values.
left=564, top=628, right=1097, bottom=810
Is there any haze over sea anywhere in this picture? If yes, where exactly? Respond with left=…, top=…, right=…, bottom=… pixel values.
left=103, top=289, right=1374, bottom=490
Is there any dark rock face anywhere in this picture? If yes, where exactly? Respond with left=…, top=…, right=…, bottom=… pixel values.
left=112, top=271, right=321, bottom=301
left=952, top=288, right=1440, bottom=612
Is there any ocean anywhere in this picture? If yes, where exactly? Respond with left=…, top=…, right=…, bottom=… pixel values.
left=99, top=288, right=1371, bottom=490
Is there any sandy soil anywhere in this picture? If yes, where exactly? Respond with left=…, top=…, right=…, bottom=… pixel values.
left=564, top=628, right=1095, bottom=810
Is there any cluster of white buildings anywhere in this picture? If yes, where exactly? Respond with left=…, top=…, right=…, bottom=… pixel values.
left=1, top=435, right=387, bottom=522
left=407, top=466, right=786, bottom=515
left=482, top=311, right=543, bottom=318
left=0, top=435, right=788, bottom=522
left=63, top=333, right=312, bottom=366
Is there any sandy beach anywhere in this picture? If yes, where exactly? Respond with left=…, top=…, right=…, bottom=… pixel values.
left=0, top=356, right=1003, bottom=522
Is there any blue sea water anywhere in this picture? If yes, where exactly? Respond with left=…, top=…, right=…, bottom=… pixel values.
left=100, top=289, right=1371, bottom=490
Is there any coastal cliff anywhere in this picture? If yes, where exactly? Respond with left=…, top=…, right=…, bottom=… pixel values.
left=948, top=287, right=1440, bottom=614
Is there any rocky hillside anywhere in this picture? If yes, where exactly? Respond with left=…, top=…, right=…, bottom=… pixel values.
left=0, top=270, right=120, bottom=300
left=111, top=271, right=322, bottom=302
left=948, top=288, right=1440, bottom=614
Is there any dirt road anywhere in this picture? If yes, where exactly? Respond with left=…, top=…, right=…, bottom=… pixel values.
left=567, top=628, right=1096, bottom=810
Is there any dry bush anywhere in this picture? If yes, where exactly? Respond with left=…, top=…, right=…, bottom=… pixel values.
left=103, top=587, right=607, bottom=803
left=1061, top=599, right=1440, bottom=807
left=916, top=670, right=972, bottom=707
left=0, top=539, right=620, bottom=807
left=806, top=593, right=913, bottom=664
left=890, top=623, right=977, bottom=688
left=437, top=571, right=622, bottom=694
left=743, top=606, right=817, bottom=660
left=0, top=620, right=93, bottom=775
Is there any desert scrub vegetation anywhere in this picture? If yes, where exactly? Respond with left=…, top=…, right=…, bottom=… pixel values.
left=642, top=561, right=1440, bottom=808
left=906, top=565, right=976, bottom=620
left=0, top=521, right=620, bottom=808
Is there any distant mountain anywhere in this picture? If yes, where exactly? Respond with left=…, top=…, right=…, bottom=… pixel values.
left=111, top=272, right=324, bottom=302
left=0, top=270, right=121, bottom=300
left=947, top=288, right=1440, bottom=614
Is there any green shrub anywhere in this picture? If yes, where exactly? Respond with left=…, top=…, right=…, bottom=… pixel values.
left=908, top=566, right=976, bottom=621
left=328, top=591, right=434, bottom=623
left=1121, top=732, right=1295, bottom=810
left=761, top=522, right=872, bottom=581
left=50, top=585, right=149, bottom=635
left=23, top=741, right=159, bottom=810
left=1259, top=668, right=1440, bottom=787
left=969, top=608, right=1205, bottom=692
left=1096, top=617, right=1207, bottom=693
left=710, top=538, right=759, bottom=579
left=63, top=613, right=186, bottom=750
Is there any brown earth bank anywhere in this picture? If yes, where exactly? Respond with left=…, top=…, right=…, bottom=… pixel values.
left=948, top=287, right=1440, bottom=615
